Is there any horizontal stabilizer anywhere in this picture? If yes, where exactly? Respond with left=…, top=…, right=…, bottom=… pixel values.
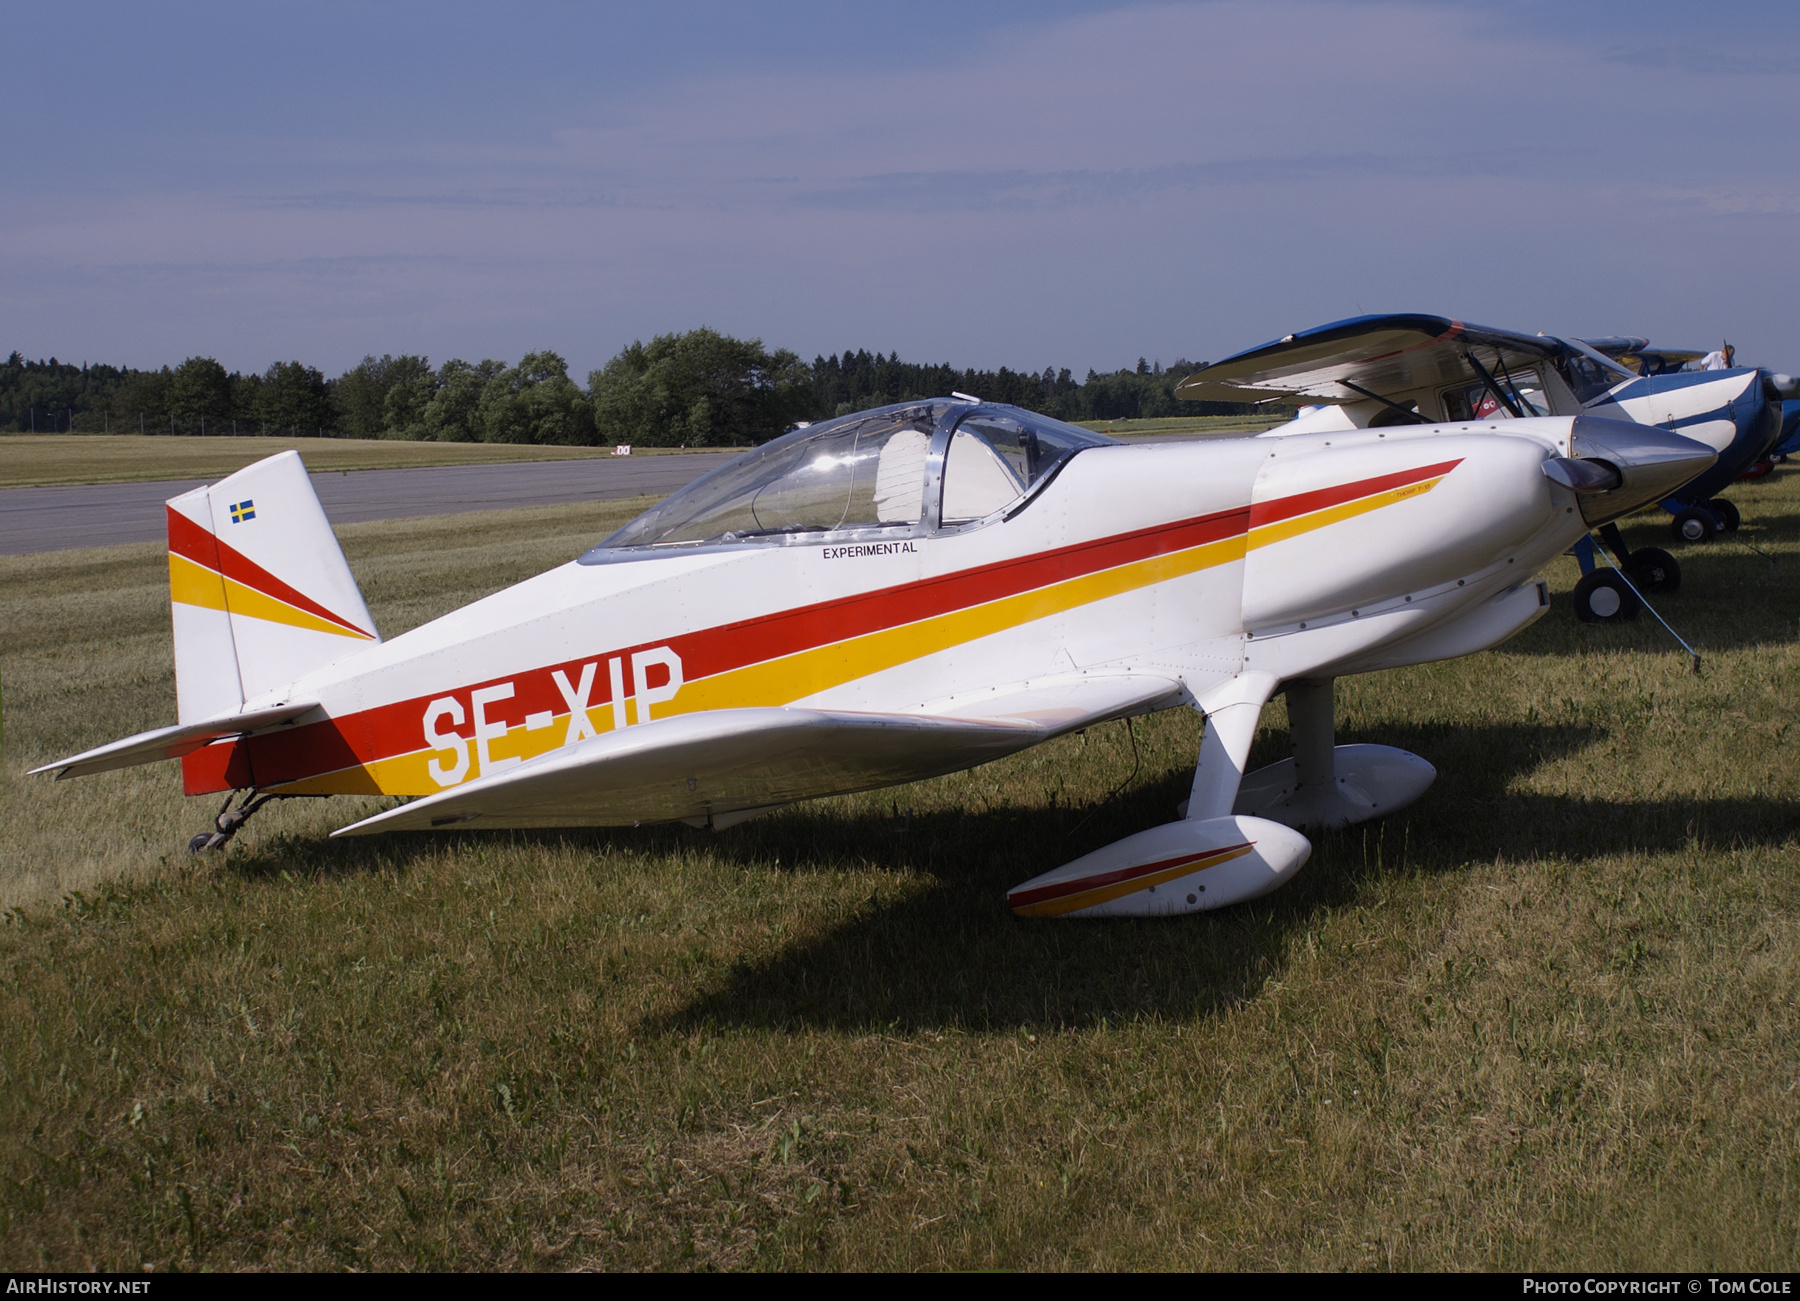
left=30, top=702, right=320, bottom=780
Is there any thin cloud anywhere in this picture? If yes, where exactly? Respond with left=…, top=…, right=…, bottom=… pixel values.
left=1601, top=43, right=1798, bottom=77
left=2, top=0, right=1797, bottom=374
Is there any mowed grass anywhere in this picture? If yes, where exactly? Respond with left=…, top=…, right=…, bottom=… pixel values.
left=0, top=435, right=698, bottom=490
left=1078, top=414, right=1293, bottom=438
left=1, top=423, right=1263, bottom=491
left=2, top=477, right=1800, bottom=1269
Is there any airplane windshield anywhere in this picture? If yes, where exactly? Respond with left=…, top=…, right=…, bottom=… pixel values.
left=598, top=404, right=951, bottom=549
left=941, top=413, right=1104, bottom=523
left=594, top=401, right=1117, bottom=552
left=1557, top=354, right=1623, bottom=404
left=1443, top=368, right=1551, bottom=421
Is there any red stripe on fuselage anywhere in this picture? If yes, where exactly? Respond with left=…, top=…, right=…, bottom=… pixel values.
left=167, top=507, right=372, bottom=638
left=238, top=455, right=1460, bottom=788
left=1247, top=458, right=1460, bottom=530
left=676, top=505, right=1249, bottom=686
left=243, top=503, right=1253, bottom=784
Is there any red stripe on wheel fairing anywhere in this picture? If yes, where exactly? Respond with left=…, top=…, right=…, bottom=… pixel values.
left=1006, top=842, right=1254, bottom=910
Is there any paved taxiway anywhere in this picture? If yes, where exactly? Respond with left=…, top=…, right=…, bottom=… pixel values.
left=0, top=454, right=739, bottom=556
left=0, top=432, right=1251, bottom=557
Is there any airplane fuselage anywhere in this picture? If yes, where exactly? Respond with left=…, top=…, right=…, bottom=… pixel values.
left=192, top=418, right=1603, bottom=818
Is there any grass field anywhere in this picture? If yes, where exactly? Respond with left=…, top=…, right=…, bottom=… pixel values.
left=1077, top=414, right=1294, bottom=438
left=0, top=423, right=1271, bottom=492
left=2, top=473, right=1799, bottom=1270
left=0, top=435, right=702, bottom=490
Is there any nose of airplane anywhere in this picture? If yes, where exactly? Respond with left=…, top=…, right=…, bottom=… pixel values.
left=1565, top=415, right=1717, bottom=527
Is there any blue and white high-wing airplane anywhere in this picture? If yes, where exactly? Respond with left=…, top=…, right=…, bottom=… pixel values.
left=1176, top=314, right=1786, bottom=623
left=1585, top=338, right=1800, bottom=484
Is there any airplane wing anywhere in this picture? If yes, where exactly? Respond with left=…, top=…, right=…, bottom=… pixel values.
left=1575, top=336, right=1651, bottom=356
left=332, top=673, right=1184, bottom=835
left=1173, top=313, right=1563, bottom=405
left=1578, top=337, right=1705, bottom=376
left=29, top=702, right=321, bottom=780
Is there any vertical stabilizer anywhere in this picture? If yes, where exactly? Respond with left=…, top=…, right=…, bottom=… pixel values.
left=167, top=451, right=379, bottom=722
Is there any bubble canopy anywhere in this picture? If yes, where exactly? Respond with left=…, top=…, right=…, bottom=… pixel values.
left=582, top=400, right=1116, bottom=561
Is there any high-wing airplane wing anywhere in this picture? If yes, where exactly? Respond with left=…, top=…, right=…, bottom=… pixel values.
left=1174, top=313, right=1563, bottom=405
left=1579, top=338, right=1706, bottom=377
left=333, top=673, right=1184, bottom=835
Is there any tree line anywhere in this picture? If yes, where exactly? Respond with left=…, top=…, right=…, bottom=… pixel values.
left=0, top=328, right=1272, bottom=447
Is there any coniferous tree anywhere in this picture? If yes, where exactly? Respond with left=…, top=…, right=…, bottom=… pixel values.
left=257, top=361, right=334, bottom=436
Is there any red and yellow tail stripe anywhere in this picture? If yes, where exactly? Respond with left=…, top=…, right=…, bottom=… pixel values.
left=168, top=509, right=375, bottom=640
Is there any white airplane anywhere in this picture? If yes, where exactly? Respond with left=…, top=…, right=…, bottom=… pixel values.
left=35, top=397, right=1712, bottom=917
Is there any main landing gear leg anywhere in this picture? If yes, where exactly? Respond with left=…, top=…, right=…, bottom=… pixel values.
left=189, top=789, right=279, bottom=854
left=1232, top=678, right=1437, bottom=830
left=1181, top=676, right=1275, bottom=821
left=1592, top=521, right=1681, bottom=597
left=1598, top=522, right=1632, bottom=567
left=1007, top=672, right=1314, bottom=918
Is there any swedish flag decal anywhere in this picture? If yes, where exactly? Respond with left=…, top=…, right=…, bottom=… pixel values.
left=229, top=500, right=255, bottom=524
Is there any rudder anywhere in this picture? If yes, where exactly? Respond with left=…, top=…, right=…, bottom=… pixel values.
left=167, top=451, right=379, bottom=723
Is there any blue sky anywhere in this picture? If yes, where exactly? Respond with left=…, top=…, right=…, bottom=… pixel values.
left=4, top=1, right=1797, bottom=379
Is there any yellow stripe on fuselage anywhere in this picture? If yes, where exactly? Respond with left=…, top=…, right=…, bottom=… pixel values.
left=669, top=528, right=1251, bottom=717
left=278, top=471, right=1448, bottom=796
left=1245, top=475, right=1447, bottom=551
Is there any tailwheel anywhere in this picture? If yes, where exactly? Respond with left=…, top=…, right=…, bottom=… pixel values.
left=1709, top=498, right=1741, bottom=532
left=188, top=789, right=278, bottom=853
left=1670, top=507, right=1716, bottom=545
left=1626, top=546, right=1681, bottom=594
left=1573, top=570, right=1640, bottom=624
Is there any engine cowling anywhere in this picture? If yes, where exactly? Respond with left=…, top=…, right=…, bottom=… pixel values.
left=1241, top=434, right=1553, bottom=631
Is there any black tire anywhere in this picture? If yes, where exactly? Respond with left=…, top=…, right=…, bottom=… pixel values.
left=1671, top=507, right=1716, bottom=545
left=1710, top=498, right=1741, bottom=532
left=1573, top=570, right=1640, bottom=624
left=1626, top=546, right=1681, bottom=594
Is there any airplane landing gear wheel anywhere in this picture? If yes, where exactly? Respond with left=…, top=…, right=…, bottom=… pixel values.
left=1709, top=498, right=1741, bottom=532
left=187, top=790, right=276, bottom=854
left=1671, top=507, right=1716, bottom=545
left=1626, top=546, right=1681, bottom=594
left=1574, top=570, right=1640, bottom=624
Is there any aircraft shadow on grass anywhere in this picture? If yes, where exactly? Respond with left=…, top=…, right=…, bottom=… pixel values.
left=1503, top=539, right=1799, bottom=656
left=231, top=706, right=1796, bottom=1033
left=230, top=710, right=1796, bottom=1033
left=615, top=717, right=1799, bottom=1034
